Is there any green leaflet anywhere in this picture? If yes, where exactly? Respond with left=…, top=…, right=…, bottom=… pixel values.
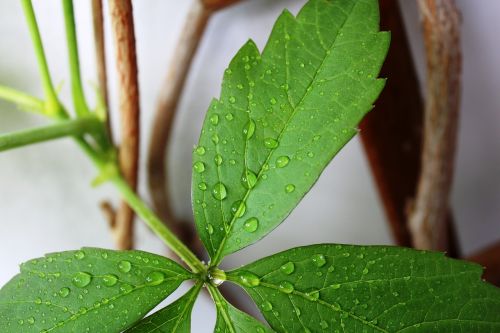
left=227, top=244, right=500, bottom=332
left=0, top=248, right=191, bottom=333
left=192, top=0, right=389, bottom=263
left=210, top=286, right=274, bottom=333
left=125, top=283, right=202, bottom=333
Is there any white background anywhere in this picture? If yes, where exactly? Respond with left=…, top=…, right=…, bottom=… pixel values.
left=0, top=0, right=499, bottom=331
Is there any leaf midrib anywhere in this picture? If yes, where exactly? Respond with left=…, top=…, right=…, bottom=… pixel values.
left=210, top=1, right=358, bottom=265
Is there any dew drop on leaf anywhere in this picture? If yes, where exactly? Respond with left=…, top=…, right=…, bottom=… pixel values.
left=145, top=271, right=165, bottom=286
left=285, top=184, right=295, bottom=193
left=118, top=260, right=132, bottom=273
left=278, top=281, right=294, bottom=294
left=280, top=262, right=295, bottom=275
left=195, top=146, right=206, bottom=156
left=241, top=169, right=257, bottom=189
left=72, top=272, right=92, bottom=288
left=102, top=274, right=118, bottom=287
left=208, top=224, right=214, bottom=235
left=236, top=271, right=260, bottom=287
left=198, top=182, right=208, bottom=191
left=263, top=137, right=279, bottom=149
left=243, top=119, right=256, bottom=139
left=261, top=301, right=273, bottom=311
left=276, top=156, right=290, bottom=168
left=210, top=114, right=219, bottom=126
left=243, top=217, right=259, bottom=233
left=225, top=113, right=234, bottom=121
left=306, top=290, right=319, bottom=301
left=214, top=154, right=223, bottom=166
left=211, top=133, right=220, bottom=144
left=231, top=200, right=246, bottom=217
left=58, top=287, right=70, bottom=298
left=74, top=251, right=85, bottom=260
left=320, top=320, right=329, bottom=329
left=212, top=182, right=227, bottom=200
left=270, top=98, right=277, bottom=105
left=120, top=283, right=133, bottom=294
left=312, top=254, right=327, bottom=267
left=229, top=96, right=236, bottom=104
left=193, top=161, right=206, bottom=173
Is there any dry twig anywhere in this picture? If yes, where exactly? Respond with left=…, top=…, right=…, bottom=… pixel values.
left=409, top=0, right=461, bottom=251
left=109, top=0, right=140, bottom=250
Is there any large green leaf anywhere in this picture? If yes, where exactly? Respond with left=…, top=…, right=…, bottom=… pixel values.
left=125, top=283, right=202, bottom=333
left=210, top=286, right=274, bottom=333
left=227, top=244, right=500, bottom=332
left=0, top=248, right=191, bottom=333
left=192, top=0, right=389, bottom=263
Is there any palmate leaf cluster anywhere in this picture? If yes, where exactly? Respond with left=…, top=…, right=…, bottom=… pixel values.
left=1, top=0, right=499, bottom=332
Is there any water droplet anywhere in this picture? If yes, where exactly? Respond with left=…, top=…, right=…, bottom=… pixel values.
left=261, top=301, right=273, bottom=311
left=320, top=320, right=329, bottom=329
left=72, top=272, right=92, bottom=288
left=264, top=137, right=279, bottom=149
left=225, top=69, right=232, bottom=75
left=236, top=271, right=260, bottom=287
left=74, top=251, right=85, bottom=260
left=225, top=113, right=234, bottom=121
left=229, top=96, right=236, bottom=104
left=198, top=182, right=207, bottom=191
left=120, top=283, right=133, bottom=294
left=280, top=262, right=295, bottom=275
left=195, top=146, right=206, bottom=156
left=211, top=133, right=219, bottom=144
left=243, top=119, right=256, bottom=139
left=276, top=156, right=290, bottom=168
left=236, top=84, right=244, bottom=90
left=208, top=224, right=214, bottom=235
left=313, top=135, right=321, bottom=141
left=231, top=200, right=246, bottom=217
left=270, top=98, right=277, bottom=105
left=362, top=268, right=369, bottom=275
left=145, top=271, right=165, bottom=286
left=312, top=254, right=326, bottom=267
left=193, top=161, right=205, bottom=173
left=284, top=33, right=290, bottom=40
left=212, top=182, right=227, bottom=200
left=214, top=154, right=223, bottom=166
left=27, top=317, right=35, bottom=325
left=307, top=152, right=314, bottom=158
left=300, top=63, right=305, bottom=68
left=241, top=169, right=257, bottom=189
left=210, top=114, right=219, bottom=126
left=306, top=290, right=319, bottom=301
left=285, top=184, right=295, bottom=193
left=279, top=281, right=294, bottom=294
left=34, top=297, right=42, bottom=304
left=118, top=260, right=132, bottom=273
left=59, top=287, right=70, bottom=298
left=102, top=274, right=118, bottom=287
left=331, top=284, right=341, bottom=289
left=243, top=217, right=259, bottom=233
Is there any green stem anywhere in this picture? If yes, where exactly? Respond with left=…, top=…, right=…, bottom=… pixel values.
left=0, top=117, right=102, bottom=152
left=110, top=175, right=206, bottom=274
left=0, top=85, right=44, bottom=113
left=62, top=0, right=90, bottom=117
left=20, top=0, right=66, bottom=119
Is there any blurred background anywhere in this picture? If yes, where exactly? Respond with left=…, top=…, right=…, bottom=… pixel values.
left=0, top=0, right=499, bottom=330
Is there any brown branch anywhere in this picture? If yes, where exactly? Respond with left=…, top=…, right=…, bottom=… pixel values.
left=468, top=241, right=500, bottom=287
left=109, top=0, right=140, bottom=250
left=147, top=0, right=212, bottom=250
left=409, top=0, right=461, bottom=251
left=202, top=0, right=241, bottom=10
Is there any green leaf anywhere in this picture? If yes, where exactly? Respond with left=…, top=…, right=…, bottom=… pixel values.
left=125, top=283, right=202, bottom=333
left=192, top=0, right=389, bottom=263
left=0, top=248, right=192, bottom=333
left=227, top=244, right=500, bottom=332
left=210, top=286, right=274, bottom=333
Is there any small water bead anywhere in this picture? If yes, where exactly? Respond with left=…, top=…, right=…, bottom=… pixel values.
left=236, top=84, right=244, bottom=90
left=145, top=271, right=165, bottom=286
left=280, top=262, right=295, bottom=275
left=320, top=320, right=329, bottom=330
left=231, top=200, right=246, bottom=217
left=198, top=182, right=208, bottom=191
left=241, top=169, right=257, bottom=189
left=211, top=133, right=220, bottom=145
left=243, top=119, right=256, bottom=139
left=264, top=137, right=279, bottom=149
left=102, top=274, right=118, bottom=287
left=34, top=297, right=42, bottom=304
left=270, top=98, right=277, bottom=105
left=59, top=287, right=70, bottom=298
left=212, top=182, right=227, bottom=200
left=120, top=283, right=133, bottom=294
left=276, top=156, right=290, bottom=168
left=207, top=224, right=214, bottom=235
left=193, top=161, right=206, bottom=174
left=306, top=290, right=319, bottom=301
left=72, top=272, right=92, bottom=288
left=285, top=184, right=295, bottom=193
left=261, top=301, right=273, bottom=312
left=362, top=268, right=369, bottom=275
left=236, top=271, right=260, bottom=287
left=195, top=146, right=206, bottom=156
left=74, top=251, right=85, bottom=260
left=118, top=260, right=132, bottom=273
left=331, top=284, right=341, bottom=290
left=214, top=154, right=223, bottom=166
left=210, top=114, right=219, bottom=126
left=225, top=113, right=234, bottom=121
left=312, top=254, right=327, bottom=267
left=243, top=217, right=259, bottom=233
left=228, top=96, right=236, bottom=104
left=279, top=281, right=294, bottom=294
left=27, top=317, right=35, bottom=325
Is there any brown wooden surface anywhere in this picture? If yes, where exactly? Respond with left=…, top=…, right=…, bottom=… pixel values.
left=468, top=241, right=500, bottom=287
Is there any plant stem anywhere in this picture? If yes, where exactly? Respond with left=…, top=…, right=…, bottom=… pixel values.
left=62, top=0, right=90, bottom=117
left=110, top=175, right=206, bottom=274
left=0, top=117, right=102, bottom=152
left=0, top=86, right=44, bottom=114
left=21, top=0, right=66, bottom=119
